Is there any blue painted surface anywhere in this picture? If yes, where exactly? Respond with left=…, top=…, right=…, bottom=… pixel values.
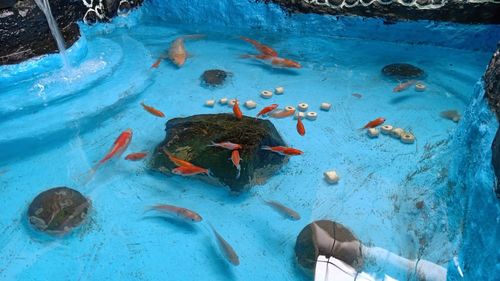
left=0, top=1, right=498, bottom=280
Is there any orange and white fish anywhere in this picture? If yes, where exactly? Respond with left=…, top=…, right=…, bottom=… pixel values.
left=152, top=34, right=204, bottom=68
left=240, top=36, right=278, bottom=57
left=231, top=150, right=241, bottom=179
left=256, top=104, right=279, bottom=117
left=393, top=80, right=416, bottom=92
left=98, top=129, right=133, bottom=165
left=296, top=116, right=305, bottom=136
left=149, top=204, right=203, bottom=222
left=242, top=54, right=301, bottom=69
left=233, top=99, right=243, bottom=120
left=209, top=141, right=242, bottom=150
left=360, top=117, right=386, bottom=129
left=268, top=108, right=295, bottom=118
left=261, top=146, right=303, bottom=156
left=125, top=152, right=147, bottom=161
left=141, top=102, right=165, bottom=118
left=162, top=149, right=194, bottom=167
left=172, top=164, right=209, bottom=176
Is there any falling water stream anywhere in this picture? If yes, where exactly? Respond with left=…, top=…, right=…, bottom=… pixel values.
left=34, top=0, right=69, bottom=68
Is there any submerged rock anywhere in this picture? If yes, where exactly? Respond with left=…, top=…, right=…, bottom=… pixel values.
left=27, top=187, right=90, bottom=235
left=294, top=220, right=363, bottom=273
left=382, top=63, right=425, bottom=80
left=201, top=69, right=232, bottom=87
left=149, top=113, right=288, bottom=193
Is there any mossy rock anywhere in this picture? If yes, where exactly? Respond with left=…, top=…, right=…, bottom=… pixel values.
left=149, top=113, right=288, bottom=193
left=27, top=187, right=90, bottom=235
left=294, top=220, right=363, bottom=274
left=382, top=63, right=425, bottom=80
left=200, top=69, right=232, bottom=88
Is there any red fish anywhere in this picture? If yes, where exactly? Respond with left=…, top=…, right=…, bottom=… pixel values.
left=256, top=104, right=279, bottom=117
left=172, top=164, right=209, bottom=176
left=231, top=150, right=241, bottom=179
left=261, top=146, right=303, bottom=156
left=98, top=129, right=133, bottom=165
left=150, top=204, right=203, bottom=222
left=233, top=99, right=243, bottom=120
left=393, top=80, right=416, bottom=92
left=360, top=117, right=386, bottom=129
left=209, top=141, right=242, bottom=150
left=125, top=152, right=147, bottom=161
left=141, top=102, right=165, bottom=118
left=268, top=108, right=295, bottom=118
left=240, top=36, right=278, bottom=57
left=162, top=149, right=194, bottom=167
left=296, top=116, right=305, bottom=136
left=242, top=54, right=301, bottom=69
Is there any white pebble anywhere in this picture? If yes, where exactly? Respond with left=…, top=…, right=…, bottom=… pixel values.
left=324, top=170, right=340, bottom=184
left=320, top=102, right=331, bottom=111
left=401, top=132, right=415, bottom=144
left=205, top=100, right=215, bottom=107
left=306, top=111, right=318, bottom=121
left=228, top=99, right=237, bottom=107
left=390, top=128, right=405, bottom=139
left=219, top=98, right=228, bottom=105
left=367, top=128, right=379, bottom=138
left=245, top=100, right=257, bottom=109
left=261, top=90, right=273, bottom=99
left=415, top=82, right=426, bottom=92
left=380, top=125, right=394, bottom=135
left=275, top=86, right=285, bottom=95
left=294, top=112, right=305, bottom=120
left=298, top=103, right=309, bottom=112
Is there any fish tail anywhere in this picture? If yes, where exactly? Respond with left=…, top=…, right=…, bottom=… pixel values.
left=235, top=167, right=241, bottom=179
left=240, top=54, right=255, bottom=59
left=207, top=141, right=217, bottom=147
left=151, top=59, right=162, bottom=68
left=261, top=146, right=271, bottom=151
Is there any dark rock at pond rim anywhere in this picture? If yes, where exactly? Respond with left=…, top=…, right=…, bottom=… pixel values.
left=149, top=113, right=288, bottom=193
left=201, top=69, right=232, bottom=87
left=382, top=63, right=425, bottom=80
left=28, top=187, right=90, bottom=235
left=294, top=220, right=363, bottom=273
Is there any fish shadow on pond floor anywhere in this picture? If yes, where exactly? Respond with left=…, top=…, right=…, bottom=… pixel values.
left=239, top=61, right=301, bottom=76
left=143, top=215, right=198, bottom=233
left=389, top=94, right=420, bottom=105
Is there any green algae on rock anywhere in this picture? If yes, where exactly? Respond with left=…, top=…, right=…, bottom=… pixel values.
left=149, top=113, right=288, bottom=193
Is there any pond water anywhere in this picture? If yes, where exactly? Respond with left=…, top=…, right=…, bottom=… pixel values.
left=0, top=6, right=494, bottom=281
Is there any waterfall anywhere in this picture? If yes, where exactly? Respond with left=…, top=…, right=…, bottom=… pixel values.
left=34, top=0, right=70, bottom=68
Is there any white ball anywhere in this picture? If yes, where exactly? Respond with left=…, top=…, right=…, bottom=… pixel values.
left=275, top=86, right=285, bottom=95
left=244, top=100, right=257, bottom=109
left=261, top=90, right=273, bottom=99
left=320, top=102, right=331, bottom=111
left=324, top=170, right=340, bottom=184
left=205, top=100, right=215, bottom=107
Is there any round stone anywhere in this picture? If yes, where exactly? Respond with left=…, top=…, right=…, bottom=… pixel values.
left=294, top=220, right=363, bottom=273
left=27, top=187, right=90, bottom=235
left=201, top=69, right=232, bottom=87
left=381, top=63, right=425, bottom=80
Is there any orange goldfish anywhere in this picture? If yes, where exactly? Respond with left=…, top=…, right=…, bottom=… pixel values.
left=231, top=150, right=241, bottom=179
left=393, top=80, right=416, bottom=92
left=256, top=104, right=279, bottom=117
left=233, top=99, right=243, bottom=120
left=240, top=36, right=278, bottom=57
left=242, top=54, right=301, bottom=69
left=261, top=146, right=303, bottom=156
left=209, top=141, right=242, bottom=150
left=162, top=149, right=194, bottom=167
left=125, top=152, right=147, bottom=161
left=149, top=204, right=203, bottom=222
left=296, top=116, right=305, bottom=136
left=268, top=108, right=295, bottom=118
left=141, top=102, right=165, bottom=118
left=360, top=117, right=386, bottom=129
left=98, top=129, right=133, bottom=165
left=172, top=164, right=209, bottom=176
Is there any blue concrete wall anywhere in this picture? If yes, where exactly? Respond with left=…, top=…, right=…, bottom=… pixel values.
left=448, top=82, right=500, bottom=280
left=145, top=0, right=500, bottom=52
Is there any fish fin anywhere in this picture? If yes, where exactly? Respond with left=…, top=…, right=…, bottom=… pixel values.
left=235, top=167, right=241, bottom=179
left=261, top=146, right=271, bottom=151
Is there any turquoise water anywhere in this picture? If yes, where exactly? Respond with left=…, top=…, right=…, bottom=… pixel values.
left=0, top=5, right=497, bottom=281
